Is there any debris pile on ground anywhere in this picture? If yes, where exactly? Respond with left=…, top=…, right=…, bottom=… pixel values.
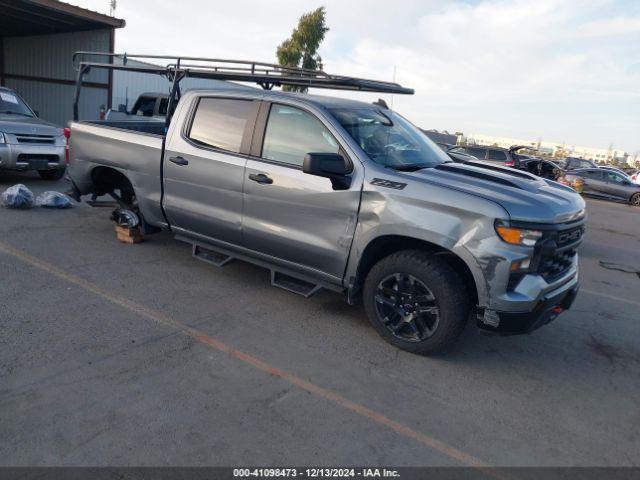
left=35, top=191, right=72, bottom=209
left=2, top=184, right=34, bottom=209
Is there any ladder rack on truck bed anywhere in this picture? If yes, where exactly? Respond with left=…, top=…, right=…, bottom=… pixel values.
left=71, top=51, right=414, bottom=122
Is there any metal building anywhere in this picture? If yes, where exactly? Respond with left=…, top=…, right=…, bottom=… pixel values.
left=0, top=0, right=124, bottom=126
left=111, top=59, right=252, bottom=112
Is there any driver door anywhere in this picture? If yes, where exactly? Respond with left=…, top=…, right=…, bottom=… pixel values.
left=241, top=103, right=362, bottom=281
left=604, top=171, right=631, bottom=200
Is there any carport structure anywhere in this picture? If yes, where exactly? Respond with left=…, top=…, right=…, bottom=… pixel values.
left=0, top=0, right=124, bottom=126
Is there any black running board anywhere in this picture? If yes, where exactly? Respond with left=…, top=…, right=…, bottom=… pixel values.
left=177, top=235, right=327, bottom=298
left=193, top=244, right=233, bottom=267
left=271, top=271, right=322, bottom=298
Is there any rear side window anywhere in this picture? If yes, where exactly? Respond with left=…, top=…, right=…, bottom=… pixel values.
left=262, top=104, right=339, bottom=167
left=583, top=170, right=603, bottom=180
left=465, top=147, right=487, bottom=159
left=188, top=97, right=253, bottom=153
left=488, top=149, right=507, bottom=161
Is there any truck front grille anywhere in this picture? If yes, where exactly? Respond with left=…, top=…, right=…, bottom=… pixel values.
left=15, top=134, right=55, bottom=144
left=507, top=223, right=584, bottom=291
left=536, top=225, right=584, bottom=282
left=539, top=249, right=577, bottom=282
left=556, top=226, right=584, bottom=247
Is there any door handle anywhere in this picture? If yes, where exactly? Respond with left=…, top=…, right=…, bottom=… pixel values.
left=169, top=156, right=189, bottom=166
left=248, top=173, right=273, bottom=184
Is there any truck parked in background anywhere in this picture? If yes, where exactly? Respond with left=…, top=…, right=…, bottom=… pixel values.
left=105, top=92, right=169, bottom=122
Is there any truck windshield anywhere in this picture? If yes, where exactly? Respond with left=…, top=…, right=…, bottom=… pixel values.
left=329, top=107, right=450, bottom=170
left=0, top=90, right=34, bottom=117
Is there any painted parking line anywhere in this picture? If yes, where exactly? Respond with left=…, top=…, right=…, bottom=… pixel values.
left=0, top=241, right=497, bottom=472
left=581, top=288, right=640, bottom=308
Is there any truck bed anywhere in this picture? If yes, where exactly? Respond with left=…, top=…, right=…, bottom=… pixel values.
left=84, top=120, right=166, bottom=136
left=67, top=120, right=166, bottom=226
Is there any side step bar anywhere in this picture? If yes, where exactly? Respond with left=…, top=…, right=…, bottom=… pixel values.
left=271, top=271, right=322, bottom=298
left=193, top=244, right=233, bottom=267
left=181, top=236, right=325, bottom=298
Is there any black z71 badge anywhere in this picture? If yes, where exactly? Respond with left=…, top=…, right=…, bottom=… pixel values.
left=371, top=178, right=407, bottom=190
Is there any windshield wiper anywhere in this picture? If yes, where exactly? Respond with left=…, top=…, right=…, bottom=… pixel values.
left=0, top=110, right=31, bottom=116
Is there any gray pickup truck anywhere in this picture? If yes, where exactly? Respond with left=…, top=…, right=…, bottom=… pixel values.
left=67, top=56, right=585, bottom=355
left=0, top=87, right=67, bottom=180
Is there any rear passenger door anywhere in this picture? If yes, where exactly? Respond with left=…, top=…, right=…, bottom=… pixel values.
left=241, top=102, right=362, bottom=281
left=581, top=170, right=606, bottom=196
left=163, top=95, right=259, bottom=244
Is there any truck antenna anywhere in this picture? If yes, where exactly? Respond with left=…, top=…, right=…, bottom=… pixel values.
left=390, top=65, right=397, bottom=111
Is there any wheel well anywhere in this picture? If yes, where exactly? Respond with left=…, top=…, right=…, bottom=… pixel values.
left=353, top=235, right=479, bottom=306
left=91, top=167, right=135, bottom=203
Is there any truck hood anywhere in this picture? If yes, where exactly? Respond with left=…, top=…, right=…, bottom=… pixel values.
left=0, top=115, right=62, bottom=136
left=408, top=161, right=585, bottom=224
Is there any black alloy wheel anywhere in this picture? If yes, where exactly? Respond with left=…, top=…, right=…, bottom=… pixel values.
left=374, top=273, right=440, bottom=342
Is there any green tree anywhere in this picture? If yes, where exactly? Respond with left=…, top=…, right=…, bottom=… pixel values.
left=276, top=7, right=329, bottom=92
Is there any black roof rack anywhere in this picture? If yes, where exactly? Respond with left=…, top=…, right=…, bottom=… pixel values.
left=72, top=52, right=414, bottom=122
left=73, top=51, right=414, bottom=94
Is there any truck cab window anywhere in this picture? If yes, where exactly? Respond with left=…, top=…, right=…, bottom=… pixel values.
left=262, top=104, right=339, bottom=167
left=158, top=98, right=168, bottom=116
left=132, top=96, right=156, bottom=117
left=188, top=97, right=253, bottom=153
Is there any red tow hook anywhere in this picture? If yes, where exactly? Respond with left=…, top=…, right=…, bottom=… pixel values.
left=552, top=306, right=563, bottom=314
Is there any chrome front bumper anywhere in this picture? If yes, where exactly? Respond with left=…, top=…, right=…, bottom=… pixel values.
left=0, top=142, right=65, bottom=171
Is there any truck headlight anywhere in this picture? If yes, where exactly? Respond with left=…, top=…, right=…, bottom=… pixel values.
left=495, top=220, right=543, bottom=246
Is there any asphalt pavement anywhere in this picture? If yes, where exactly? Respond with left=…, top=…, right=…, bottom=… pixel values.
left=1, top=171, right=639, bottom=467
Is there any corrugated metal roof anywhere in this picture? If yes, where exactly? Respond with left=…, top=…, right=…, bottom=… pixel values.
left=0, top=0, right=125, bottom=37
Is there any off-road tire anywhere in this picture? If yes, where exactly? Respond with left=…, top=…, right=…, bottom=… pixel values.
left=38, top=168, right=66, bottom=181
left=363, top=250, right=470, bottom=355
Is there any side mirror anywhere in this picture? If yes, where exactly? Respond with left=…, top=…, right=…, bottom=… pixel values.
left=303, top=153, right=351, bottom=190
left=117, top=104, right=128, bottom=113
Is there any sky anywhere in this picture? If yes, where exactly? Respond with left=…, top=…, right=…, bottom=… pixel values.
left=72, top=0, right=640, bottom=153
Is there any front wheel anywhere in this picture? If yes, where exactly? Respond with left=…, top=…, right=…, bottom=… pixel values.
left=363, top=250, right=470, bottom=355
left=38, top=168, right=66, bottom=181
left=630, top=193, right=640, bottom=207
